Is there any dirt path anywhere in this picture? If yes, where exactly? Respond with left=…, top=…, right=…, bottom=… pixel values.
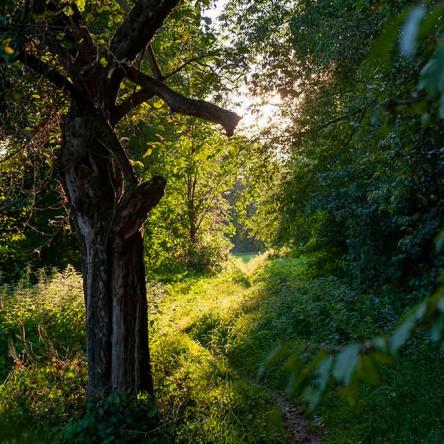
left=271, top=392, right=322, bottom=444
left=162, top=257, right=324, bottom=443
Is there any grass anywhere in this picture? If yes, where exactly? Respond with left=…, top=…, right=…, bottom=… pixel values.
left=0, top=261, right=286, bottom=443
left=1, top=255, right=444, bottom=442
left=230, top=252, right=261, bottom=264
left=149, top=255, right=286, bottom=443
left=152, top=254, right=444, bottom=443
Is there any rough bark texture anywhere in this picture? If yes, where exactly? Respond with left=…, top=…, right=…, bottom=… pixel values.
left=60, top=104, right=164, bottom=395
left=110, top=232, right=152, bottom=393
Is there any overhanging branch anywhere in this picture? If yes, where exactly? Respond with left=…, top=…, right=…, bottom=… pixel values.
left=124, top=66, right=241, bottom=136
left=110, top=52, right=223, bottom=124
left=111, top=89, right=155, bottom=126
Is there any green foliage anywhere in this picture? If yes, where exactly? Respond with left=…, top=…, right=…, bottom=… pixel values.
left=0, top=269, right=163, bottom=443
left=0, top=267, right=85, bottom=380
left=319, top=341, right=444, bottom=443
left=59, top=393, right=164, bottom=444
left=285, top=273, right=444, bottom=412
left=149, top=258, right=287, bottom=443
left=251, top=257, right=444, bottom=442
left=3, top=0, right=444, bottom=442
left=0, top=356, right=87, bottom=436
left=0, top=263, right=286, bottom=442
left=216, top=2, right=444, bottom=430
left=142, top=124, right=237, bottom=275
left=151, top=332, right=284, bottom=443
left=1, top=0, right=267, bottom=282
left=0, top=268, right=87, bottom=441
left=231, top=252, right=259, bottom=264
left=3, top=255, right=444, bottom=442
left=255, top=1, right=443, bottom=409
left=154, top=254, right=444, bottom=442
left=121, top=107, right=260, bottom=276
left=0, top=46, right=77, bottom=283
left=225, top=0, right=444, bottom=288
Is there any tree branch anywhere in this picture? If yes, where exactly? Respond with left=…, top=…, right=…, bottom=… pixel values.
left=110, top=52, right=222, bottom=124
left=110, top=89, right=155, bottom=126
left=94, top=116, right=137, bottom=188
left=16, top=54, right=136, bottom=185
left=146, top=44, right=163, bottom=80
left=164, top=55, right=207, bottom=80
left=293, top=108, right=368, bottom=141
left=25, top=2, right=98, bottom=82
left=113, top=176, right=166, bottom=239
left=124, top=66, right=241, bottom=136
left=110, top=0, right=180, bottom=62
left=16, top=52, right=85, bottom=103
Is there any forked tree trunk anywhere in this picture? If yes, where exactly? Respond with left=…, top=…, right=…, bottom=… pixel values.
left=60, top=104, right=164, bottom=396
left=13, top=0, right=239, bottom=401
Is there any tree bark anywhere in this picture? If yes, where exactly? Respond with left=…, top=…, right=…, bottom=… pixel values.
left=186, top=172, right=199, bottom=265
left=110, top=231, right=152, bottom=394
left=60, top=104, right=163, bottom=396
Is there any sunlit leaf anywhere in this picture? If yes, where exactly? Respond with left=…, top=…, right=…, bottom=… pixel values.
left=76, top=0, right=86, bottom=12
left=333, top=344, right=359, bottom=385
left=153, top=99, right=164, bottom=109
left=390, top=316, right=416, bottom=354
left=400, top=6, right=426, bottom=58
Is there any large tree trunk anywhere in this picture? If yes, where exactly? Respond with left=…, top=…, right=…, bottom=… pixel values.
left=60, top=103, right=164, bottom=396
left=13, top=0, right=238, bottom=402
left=110, top=231, right=152, bottom=393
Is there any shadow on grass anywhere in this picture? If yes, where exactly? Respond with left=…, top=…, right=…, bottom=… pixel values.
left=184, top=256, right=444, bottom=443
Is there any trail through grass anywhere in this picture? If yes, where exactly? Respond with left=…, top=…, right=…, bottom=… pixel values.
left=148, top=254, right=288, bottom=443
left=2, top=256, right=444, bottom=442
left=150, top=253, right=321, bottom=443
left=151, top=254, right=444, bottom=443
left=230, top=252, right=261, bottom=264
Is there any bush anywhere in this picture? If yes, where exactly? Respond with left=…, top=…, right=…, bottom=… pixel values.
left=59, top=392, right=164, bottom=444
left=0, top=268, right=87, bottom=441
left=0, top=267, right=85, bottom=380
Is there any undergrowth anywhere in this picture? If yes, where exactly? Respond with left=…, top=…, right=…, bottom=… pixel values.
left=1, top=255, right=443, bottom=442
left=152, top=254, right=444, bottom=443
left=0, top=260, right=285, bottom=443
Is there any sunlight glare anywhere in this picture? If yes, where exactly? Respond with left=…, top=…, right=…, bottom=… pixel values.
left=232, top=90, right=283, bottom=133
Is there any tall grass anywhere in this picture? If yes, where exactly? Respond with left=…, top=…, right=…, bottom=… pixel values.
left=154, top=256, right=444, bottom=443
left=0, top=264, right=286, bottom=443
left=2, top=256, right=443, bottom=442
left=0, top=267, right=86, bottom=442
